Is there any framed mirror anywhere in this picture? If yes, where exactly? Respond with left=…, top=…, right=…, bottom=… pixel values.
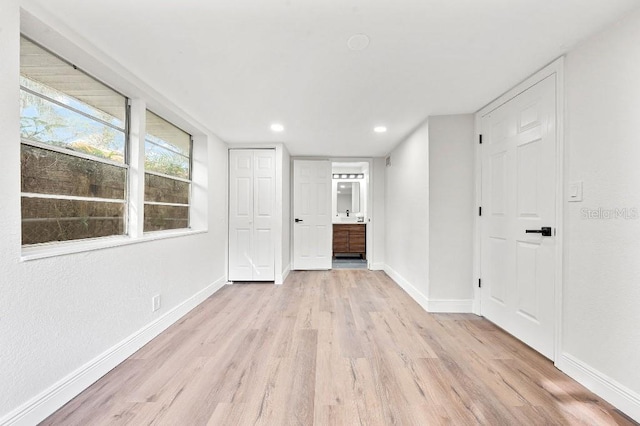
left=336, top=182, right=360, bottom=213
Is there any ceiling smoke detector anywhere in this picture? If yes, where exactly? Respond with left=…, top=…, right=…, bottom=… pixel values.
left=347, top=34, right=370, bottom=51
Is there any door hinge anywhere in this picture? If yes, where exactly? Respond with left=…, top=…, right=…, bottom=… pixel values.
left=479, top=134, right=483, bottom=144
left=478, top=206, right=482, bottom=216
left=478, top=278, right=482, bottom=288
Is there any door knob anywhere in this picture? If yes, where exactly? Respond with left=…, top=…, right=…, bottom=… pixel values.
left=295, top=218, right=303, bottom=223
left=525, top=227, right=552, bottom=236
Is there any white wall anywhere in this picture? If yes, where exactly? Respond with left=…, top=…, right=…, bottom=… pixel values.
left=370, top=158, right=386, bottom=270
left=281, top=146, right=291, bottom=281
left=428, top=115, right=475, bottom=309
left=384, top=121, right=430, bottom=301
left=383, top=115, right=475, bottom=313
left=560, top=7, right=640, bottom=418
left=0, top=3, right=228, bottom=423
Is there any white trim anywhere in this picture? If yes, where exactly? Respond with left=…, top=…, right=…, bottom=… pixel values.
left=472, top=115, right=483, bottom=316
left=552, top=58, right=566, bottom=365
left=473, top=57, right=565, bottom=361
left=369, top=262, right=385, bottom=271
left=143, top=201, right=190, bottom=207
left=556, top=354, right=640, bottom=423
left=383, top=265, right=472, bottom=314
left=275, top=263, right=291, bottom=285
left=21, top=229, right=207, bottom=261
left=476, top=57, right=564, bottom=117
left=0, top=276, right=227, bottom=426
left=384, top=265, right=430, bottom=311
left=21, top=192, right=125, bottom=204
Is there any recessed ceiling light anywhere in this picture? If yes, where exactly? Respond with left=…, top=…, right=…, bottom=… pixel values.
left=347, top=34, right=370, bottom=51
left=374, top=126, right=387, bottom=133
left=270, top=123, right=284, bottom=132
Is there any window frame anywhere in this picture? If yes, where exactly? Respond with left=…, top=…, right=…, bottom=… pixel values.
left=19, top=36, right=132, bottom=246
left=143, top=111, right=193, bottom=233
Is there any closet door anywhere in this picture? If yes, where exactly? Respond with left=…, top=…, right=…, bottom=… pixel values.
left=252, top=150, right=275, bottom=280
left=229, top=150, right=255, bottom=281
left=229, top=149, right=275, bottom=281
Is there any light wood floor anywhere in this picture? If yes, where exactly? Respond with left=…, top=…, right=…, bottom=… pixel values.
left=43, top=270, right=636, bottom=425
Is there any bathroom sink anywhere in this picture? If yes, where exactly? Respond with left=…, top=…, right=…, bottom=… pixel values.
left=333, top=217, right=364, bottom=224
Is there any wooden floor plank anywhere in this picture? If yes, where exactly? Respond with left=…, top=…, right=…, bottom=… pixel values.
left=42, top=270, right=637, bottom=426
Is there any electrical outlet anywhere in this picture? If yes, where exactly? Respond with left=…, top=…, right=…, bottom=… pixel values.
left=152, top=295, right=161, bottom=312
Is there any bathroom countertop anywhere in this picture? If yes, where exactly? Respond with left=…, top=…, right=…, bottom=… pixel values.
left=332, top=218, right=366, bottom=224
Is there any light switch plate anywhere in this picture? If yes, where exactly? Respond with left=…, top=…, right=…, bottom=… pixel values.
left=568, top=181, right=583, bottom=202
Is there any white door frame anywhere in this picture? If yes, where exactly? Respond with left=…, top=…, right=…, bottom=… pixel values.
left=473, top=57, right=565, bottom=363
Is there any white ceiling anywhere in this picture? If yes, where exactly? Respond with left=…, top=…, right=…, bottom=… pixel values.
left=25, top=0, right=640, bottom=157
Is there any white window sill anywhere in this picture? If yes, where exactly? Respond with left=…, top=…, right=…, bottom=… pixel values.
left=20, top=228, right=208, bottom=262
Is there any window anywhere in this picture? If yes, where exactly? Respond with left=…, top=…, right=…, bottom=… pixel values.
left=20, top=37, right=129, bottom=245
left=144, top=111, right=192, bottom=232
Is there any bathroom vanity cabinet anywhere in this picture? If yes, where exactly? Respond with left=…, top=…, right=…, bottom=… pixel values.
left=332, top=223, right=366, bottom=259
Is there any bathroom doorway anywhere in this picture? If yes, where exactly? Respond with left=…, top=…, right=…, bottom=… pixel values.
left=331, top=161, right=369, bottom=269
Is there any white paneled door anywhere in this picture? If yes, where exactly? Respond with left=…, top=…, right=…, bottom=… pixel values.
left=293, top=160, right=332, bottom=270
left=229, top=149, right=275, bottom=281
left=480, top=75, right=557, bottom=359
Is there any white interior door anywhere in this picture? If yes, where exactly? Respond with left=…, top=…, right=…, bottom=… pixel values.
left=480, top=75, right=557, bottom=359
left=229, top=149, right=275, bottom=281
left=293, top=160, right=332, bottom=270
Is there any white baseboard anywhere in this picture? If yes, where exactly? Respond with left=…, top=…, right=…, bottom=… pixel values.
left=0, top=276, right=227, bottom=426
left=383, top=265, right=472, bottom=314
left=275, top=264, right=290, bottom=285
left=556, top=353, right=640, bottom=423
left=384, top=264, right=430, bottom=311
left=426, top=298, right=474, bottom=313
left=369, top=262, right=385, bottom=271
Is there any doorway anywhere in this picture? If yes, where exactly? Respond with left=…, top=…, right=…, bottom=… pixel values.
left=292, top=158, right=374, bottom=271
left=477, top=62, right=563, bottom=361
left=228, top=149, right=276, bottom=281
left=331, top=161, right=369, bottom=270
